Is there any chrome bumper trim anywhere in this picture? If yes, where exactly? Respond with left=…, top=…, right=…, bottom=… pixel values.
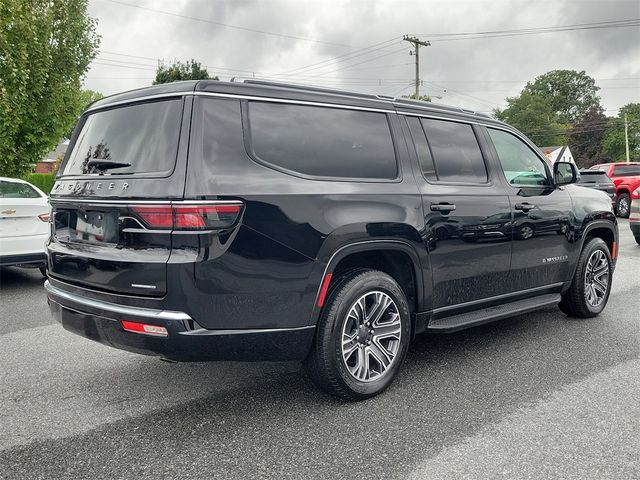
left=44, top=280, right=192, bottom=321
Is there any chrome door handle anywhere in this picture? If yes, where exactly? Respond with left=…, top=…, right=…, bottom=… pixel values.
left=430, top=203, right=456, bottom=213
left=515, top=202, right=535, bottom=212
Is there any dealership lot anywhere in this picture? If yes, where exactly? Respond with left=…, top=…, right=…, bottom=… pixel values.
left=1, top=220, right=638, bottom=480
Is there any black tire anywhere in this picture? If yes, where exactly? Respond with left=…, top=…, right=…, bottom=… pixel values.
left=559, top=237, right=612, bottom=318
left=616, top=192, right=631, bottom=218
left=304, top=269, right=411, bottom=401
left=635, top=235, right=640, bottom=246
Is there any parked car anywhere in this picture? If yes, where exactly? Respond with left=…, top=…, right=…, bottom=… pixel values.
left=0, top=177, right=50, bottom=276
left=45, top=80, right=618, bottom=400
left=630, top=195, right=640, bottom=245
left=589, top=162, right=640, bottom=218
left=577, top=169, right=616, bottom=207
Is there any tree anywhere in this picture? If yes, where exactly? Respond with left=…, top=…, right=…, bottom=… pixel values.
left=402, top=93, right=431, bottom=102
left=568, top=105, right=611, bottom=168
left=603, top=103, right=640, bottom=161
left=523, top=70, right=601, bottom=124
left=64, top=89, right=103, bottom=138
left=0, top=0, right=99, bottom=177
left=153, top=60, right=218, bottom=85
left=494, top=91, right=569, bottom=147
left=79, top=89, right=103, bottom=110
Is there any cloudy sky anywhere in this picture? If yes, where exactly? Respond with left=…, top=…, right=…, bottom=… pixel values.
left=85, top=0, right=639, bottom=115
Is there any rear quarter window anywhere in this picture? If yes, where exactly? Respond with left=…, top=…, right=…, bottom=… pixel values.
left=247, top=102, right=398, bottom=180
left=60, top=99, right=184, bottom=177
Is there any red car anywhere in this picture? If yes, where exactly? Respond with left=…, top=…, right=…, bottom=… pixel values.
left=590, top=162, right=640, bottom=218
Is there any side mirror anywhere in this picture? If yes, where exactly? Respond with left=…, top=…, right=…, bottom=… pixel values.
left=554, top=161, right=579, bottom=186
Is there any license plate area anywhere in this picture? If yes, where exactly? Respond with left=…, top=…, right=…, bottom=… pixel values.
left=55, top=209, right=119, bottom=244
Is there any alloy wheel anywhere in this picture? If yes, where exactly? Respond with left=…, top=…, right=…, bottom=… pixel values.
left=584, top=249, right=610, bottom=308
left=618, top=197, right=630, bottom=216
left=341, top=291, right=402, bottom=382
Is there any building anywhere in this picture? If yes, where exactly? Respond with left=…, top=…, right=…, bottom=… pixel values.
left=539, top=145, right=575, bottom=165
left=34, top=139, right=69, bottom=173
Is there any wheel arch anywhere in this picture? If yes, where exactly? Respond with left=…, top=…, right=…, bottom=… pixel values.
left=571, top=221, right=618, bottom=283
left=309, top=240, right=426, bottom=326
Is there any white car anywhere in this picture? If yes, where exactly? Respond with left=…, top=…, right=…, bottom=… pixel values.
left=0, top=177, right=50, bottom=276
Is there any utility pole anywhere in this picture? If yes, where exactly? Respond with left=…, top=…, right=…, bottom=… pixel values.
left=403, top=35, right=430, bottom=98
left=624, top=113, right=630, bottom=163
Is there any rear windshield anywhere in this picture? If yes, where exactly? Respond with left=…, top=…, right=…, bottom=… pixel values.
left=60, top=99, right=183, bottom=177
left=579, top=172, right=613, bottom=184
left=613, top=165, right=640, bottom=176
left=0, top=181, right=41, bottom=198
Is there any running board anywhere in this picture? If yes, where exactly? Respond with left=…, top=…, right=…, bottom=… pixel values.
left=427, top=293, right=561, bottom=333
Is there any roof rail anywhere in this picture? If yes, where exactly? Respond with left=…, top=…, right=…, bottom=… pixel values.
left=394, top=97, right=490, bottom=118
left=241, top=79, right=393, bottom=102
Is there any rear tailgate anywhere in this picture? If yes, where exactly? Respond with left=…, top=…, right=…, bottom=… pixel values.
left=47, top=95, right=192, bottom=297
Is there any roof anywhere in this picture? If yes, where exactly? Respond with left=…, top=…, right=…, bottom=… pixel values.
left=0, top=176, right=31, bottom=183
left=87, top=79, right=501, bottom=125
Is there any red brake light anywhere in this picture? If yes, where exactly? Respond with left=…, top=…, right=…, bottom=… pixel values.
left=132, top=206, right=173, bottom=228
left=132, top=203, right=242, bottom=230
left=38, top=213, right=50, bottom=222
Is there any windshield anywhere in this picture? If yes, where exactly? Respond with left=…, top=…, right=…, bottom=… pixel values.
left=60, top=99, right=183, bottom=177
left=579, top=172, right=613, bottom=184
left=613, top=165, right=640, bottom=176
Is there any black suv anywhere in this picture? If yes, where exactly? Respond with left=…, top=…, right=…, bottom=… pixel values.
left=46, top=80, right=618, bottom=400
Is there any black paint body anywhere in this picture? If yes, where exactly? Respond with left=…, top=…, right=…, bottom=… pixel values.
left=45, top=80, right=618, bottom=361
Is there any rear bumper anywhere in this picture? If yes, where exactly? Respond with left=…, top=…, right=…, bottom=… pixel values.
left=0, top=252, right=46, bottom=267
left=45, top=281, right=315, bottom=362
left=0, top=233, right=48, bottom=258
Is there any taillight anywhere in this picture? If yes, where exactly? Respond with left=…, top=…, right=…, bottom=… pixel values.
left=38, top=213, right=50, bottom=222
left=131, top=203, right=242, bottom=230
left=121, top=320, right=168, bottom=337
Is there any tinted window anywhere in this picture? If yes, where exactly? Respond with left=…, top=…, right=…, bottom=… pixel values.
left=406, top=117, right=437, bottom=181
left=248, top=102, right=397, bottom=179
left=613, top=165, right=640, bottom=176
left=61, top=99, right=183, bottom=176
left=488, top=128, right=550, bottom=186
left=579, top=172, right=613, bottom=184
left=420, top=118, right=487, bottom=183
left=0, top=181, right=41, bottom=198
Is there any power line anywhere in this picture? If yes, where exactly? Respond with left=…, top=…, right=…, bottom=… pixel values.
left=413, top=18, right=640, bottom=42
left=278, top=38, right=403, bottom=76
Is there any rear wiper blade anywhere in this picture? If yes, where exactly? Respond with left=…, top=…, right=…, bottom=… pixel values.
left=86, top=159, right=132, bottom=173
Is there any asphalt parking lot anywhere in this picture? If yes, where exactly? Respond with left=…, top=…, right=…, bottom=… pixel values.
left=1, top=220, right=638, bottom=480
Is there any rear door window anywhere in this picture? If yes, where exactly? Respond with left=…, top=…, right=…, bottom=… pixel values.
left=60, top=99, right=184, bottom=177
left=419, top=118, right=488, bottom=183
left=247, top=102, right=398, bottom=180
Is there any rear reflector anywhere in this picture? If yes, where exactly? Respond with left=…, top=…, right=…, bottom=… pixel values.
left=121, top=320, right=168, bottom=337
left=611, top=241, right=616, bottom=260
left=317, top=273, right=333, bottom=307
left=132, top=203, right=242, bottom=230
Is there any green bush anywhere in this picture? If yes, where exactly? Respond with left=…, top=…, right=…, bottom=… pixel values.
left=22, top=173, right=57, bottom=194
